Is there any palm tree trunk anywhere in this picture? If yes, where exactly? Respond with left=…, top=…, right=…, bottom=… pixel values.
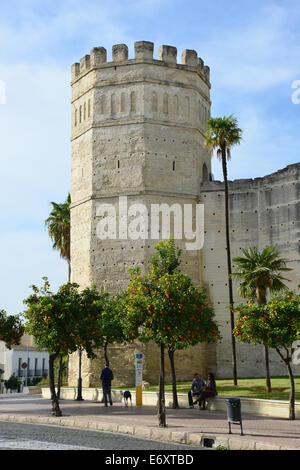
left=222, top=148, right=238, bottom=385
left=168, top=346, right=179, bottom=409
left=104, top=339, right=109, bottom=366
left=158, top=343, right=167, bottom=427
left=257, top=290, right=272, bottom=392
left=68, top=261, right=71, bottom=282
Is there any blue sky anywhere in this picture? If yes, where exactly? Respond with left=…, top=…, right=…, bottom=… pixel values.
left=0, top=0, right=299, bottom=315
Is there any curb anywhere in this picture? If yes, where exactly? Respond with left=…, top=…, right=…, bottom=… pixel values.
left=0, top=414, right=297, bottom=450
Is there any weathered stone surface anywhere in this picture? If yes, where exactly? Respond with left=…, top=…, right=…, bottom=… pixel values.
left=171, top=431, right=187, bottom=444
left=150, top=428, right=172, bottom=442
left=202, top=163, right=300, bottom=378
left=134, top=41, right=154, bottom=60
left=186, top=433, right=202, bottom=446
left=134, top=426, right=152, bottom=439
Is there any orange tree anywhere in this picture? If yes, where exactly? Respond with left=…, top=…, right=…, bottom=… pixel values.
left=233, top=289, right=300, bottom=420
left=23, top=278, right=106, bottom=416
left=0, top=310, right=24, bottom=349
left=122, top=241, right=220, bottom=426
left=153, top=239, right=221, bottom=408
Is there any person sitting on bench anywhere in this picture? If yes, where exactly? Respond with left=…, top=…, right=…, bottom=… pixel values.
left=188, top=373, right=205, bottom=408
left=194, top=372, right=217, bottom=410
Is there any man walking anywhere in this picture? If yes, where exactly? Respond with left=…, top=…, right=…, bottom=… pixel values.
left=100, top=364, right=114, bottom=407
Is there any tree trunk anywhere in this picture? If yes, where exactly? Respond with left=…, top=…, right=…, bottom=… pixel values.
left=264, top=345, right=272, bottom=393
left=222, top=149, right=238, bottom=385
left=49, top=353, right=62, bottom=417
left=158, top=343, right=167, bottom=427
left=168, top=347, right=179, bottom=409
left=57, top=355, right=63, bottom=400
left=286, top=358, right=295, bottom=420
left=104, top=339, right=109, bottom=367
left=276, top=348, right=295, bottom=420
left=68, top=260, right=71, bottom=282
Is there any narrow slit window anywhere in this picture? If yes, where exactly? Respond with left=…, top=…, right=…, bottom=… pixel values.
left=121, top=92, right=126, bottom=112
left=173, top=161, right=175, bottom=171
left=130, top=91, right=136, bottom=113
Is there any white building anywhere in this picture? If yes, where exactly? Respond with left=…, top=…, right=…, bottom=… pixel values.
left=0, top=334, right=49, bottom=384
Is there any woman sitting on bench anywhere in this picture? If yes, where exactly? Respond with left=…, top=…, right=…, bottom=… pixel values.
left=194, top=373, right=217, bottom=410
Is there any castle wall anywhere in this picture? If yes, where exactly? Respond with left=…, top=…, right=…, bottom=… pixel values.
left=202, top=163, right=300, bottom=378
left=69, top=40, right=300, bottom=387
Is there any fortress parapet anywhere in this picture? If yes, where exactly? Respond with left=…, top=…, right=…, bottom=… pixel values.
left=71, top=40, right=210, bottom=85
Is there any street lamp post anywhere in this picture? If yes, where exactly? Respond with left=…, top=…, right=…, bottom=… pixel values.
left=76, top=347, right=84, bottom=401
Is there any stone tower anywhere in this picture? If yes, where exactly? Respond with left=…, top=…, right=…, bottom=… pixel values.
left=68, top=41, right=212, bottom=387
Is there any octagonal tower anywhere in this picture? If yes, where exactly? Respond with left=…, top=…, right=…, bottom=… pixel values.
left=68, top=41, right=212, bottom=386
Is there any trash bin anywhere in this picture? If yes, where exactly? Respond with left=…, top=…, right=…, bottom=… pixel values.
left=226, top=398, right=243, bottom=435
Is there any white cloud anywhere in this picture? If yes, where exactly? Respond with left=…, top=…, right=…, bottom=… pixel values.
left=0, top=61, right=70, bottom=226
left=201, top=4, right=300, bottom=94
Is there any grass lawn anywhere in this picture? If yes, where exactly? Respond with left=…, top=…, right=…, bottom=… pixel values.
left=114, top=376, right=300, bottom=402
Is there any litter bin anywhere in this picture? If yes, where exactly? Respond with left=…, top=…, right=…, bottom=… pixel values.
left=226, top=398, right=243, bottom=435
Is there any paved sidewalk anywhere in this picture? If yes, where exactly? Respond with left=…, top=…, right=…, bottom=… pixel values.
left=0, top=394, right=299, bottom=450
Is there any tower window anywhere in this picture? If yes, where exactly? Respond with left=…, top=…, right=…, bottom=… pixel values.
left=130, top=91, right=136, bottom=113
left=172, top=161, right=175, bottom=171
left=152, top=92, right=158, bottom=112
left=202, top=163, right=208, bottom=182
left=121, top=92, right=126, bottom=112
left=163, top=93, right=168, bottom=114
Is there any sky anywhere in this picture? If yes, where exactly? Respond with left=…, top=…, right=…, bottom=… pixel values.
left=0, top=0, right=299, bottom=315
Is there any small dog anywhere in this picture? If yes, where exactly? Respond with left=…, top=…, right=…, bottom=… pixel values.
left=121, top=390, right=132, bottom=407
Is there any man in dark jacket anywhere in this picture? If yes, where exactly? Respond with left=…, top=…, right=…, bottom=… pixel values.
left=100, top=364, right=114, bottom=407
left=188, top=373, right=205, bottom=408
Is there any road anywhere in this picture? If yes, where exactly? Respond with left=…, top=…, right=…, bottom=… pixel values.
left=0, top=420, right=204, bottom=450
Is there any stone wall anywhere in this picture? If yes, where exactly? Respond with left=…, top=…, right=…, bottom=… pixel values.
left=202, top=162, right=300, bottom=378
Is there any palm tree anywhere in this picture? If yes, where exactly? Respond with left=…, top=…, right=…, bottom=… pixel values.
left=45, top=194, right=72, bottom=396
left=204, top=115, right=243, bottom=385
left=45, top=194, right=71, bottom=281
left=231, top=245, right=291, bottom=392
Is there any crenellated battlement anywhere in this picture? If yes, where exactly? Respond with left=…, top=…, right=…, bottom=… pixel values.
left=71, top=41, right=210, bottom=84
